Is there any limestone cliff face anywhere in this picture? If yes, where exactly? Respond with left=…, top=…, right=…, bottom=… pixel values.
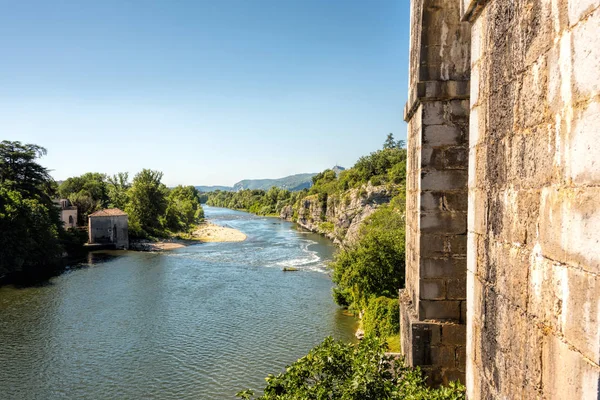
left=280, top=184, right=393, bottom=246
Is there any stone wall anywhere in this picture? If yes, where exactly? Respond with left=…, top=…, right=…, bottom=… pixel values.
left=88, top=215, right=129, bottom=250
left=400, top=0, right=471, bottom=386
left=403, top=0, right=600, bottom=397
left=463, top=0, right=600, bottom=398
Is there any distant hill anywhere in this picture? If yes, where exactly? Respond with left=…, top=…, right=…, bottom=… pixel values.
left=195, top=185, right=234, bottom=192
left=233, top=173, right=317, bottom=192
left=197, top=167, right=345, bottom=193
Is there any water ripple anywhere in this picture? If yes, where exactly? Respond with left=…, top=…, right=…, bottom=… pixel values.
left=0, top=207, right=357, bottom=400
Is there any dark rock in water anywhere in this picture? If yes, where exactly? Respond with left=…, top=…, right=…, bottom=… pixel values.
left=282, top=267, right=299, bottom=272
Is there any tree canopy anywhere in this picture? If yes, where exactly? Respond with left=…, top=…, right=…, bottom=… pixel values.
left=236, top=336, right=465, bottom=400
left=0, top=141, right=64, bottom=279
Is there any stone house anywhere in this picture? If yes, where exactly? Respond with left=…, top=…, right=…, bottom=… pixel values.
left=57, top=199, right=78, bottom=229
left=88, top=209, right=129, bottom=249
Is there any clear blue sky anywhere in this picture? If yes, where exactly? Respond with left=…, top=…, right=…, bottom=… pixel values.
left=1, top=0, right=410, bottom=186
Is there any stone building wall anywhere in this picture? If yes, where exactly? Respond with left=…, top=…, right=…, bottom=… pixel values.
left=403, top=0, right=600, bottom=397
left=400, top=0, right=471, bottom=386
left=463, top=0, right=600, bottom=398
left=88, top=215, right=129, bottom=250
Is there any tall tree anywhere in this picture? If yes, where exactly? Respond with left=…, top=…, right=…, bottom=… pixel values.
left=107, top=172, right=130, bottom=210
left=0, top=141, right=63, bottom=278
left=126, top=169, right=168, bottom=237
left=0, top=141, right=54, bottom=202
left=164, top=185, right=204, bottom=232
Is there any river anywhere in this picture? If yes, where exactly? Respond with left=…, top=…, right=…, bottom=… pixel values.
left=0, top=206, right=357, bottom=399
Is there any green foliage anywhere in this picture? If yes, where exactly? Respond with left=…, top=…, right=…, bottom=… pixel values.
left=106, top=172, right=130, bottom=210
left=0, top=141, right=64, bottom=278
left=0, top=141, right=54, bottom=201
left=236, top=336, right=465, bottom=400
left=318, top=221, right=334, bottom=233
left=164, top=185, right=204, bottom=232
left=206, top=186, right=292, bottom=216
left=332, top=287, right=352, bottom=308
left=59, top=169, right=203, bottom=239
left=206, top=134, right=406, bottom=223
left=383, top=133, right=405, bottom=150
left=59, top=172, right=109, bottom=225
left=125, top=169, right=169, bottom=237
left=331, top=201, right=406, bottom=311
left=363, top=296, right=400, bottom=338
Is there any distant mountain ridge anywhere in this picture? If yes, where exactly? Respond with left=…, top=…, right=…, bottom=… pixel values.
left=196, top=166, right=345, bottom=193
left=194, top=185, right=235, bottom=192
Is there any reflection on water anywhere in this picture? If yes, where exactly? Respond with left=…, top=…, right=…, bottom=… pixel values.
left=0, top=206, right=357, bottom=400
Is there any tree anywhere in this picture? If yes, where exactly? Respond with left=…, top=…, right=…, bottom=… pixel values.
left=58, top=172, right=108, bottom=225
left=236, top=336, right=465, bottom=400
left=0, top=141, right=54, bottom=202
left=0, top=141, right=64, bottom=278
left=126, top=169, right=168, bottom=237
left=383, top=133, right=405, bottom=150
left=164, top=185, right=204, bottom=232
left=107, top=172, right=130, bottom=209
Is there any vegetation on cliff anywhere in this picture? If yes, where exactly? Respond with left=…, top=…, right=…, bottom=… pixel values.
left=206, top=134, right=406, bottom=219
left=330, top=192, right=406, bottom=341
left=236, top=336, right=465, bottom=400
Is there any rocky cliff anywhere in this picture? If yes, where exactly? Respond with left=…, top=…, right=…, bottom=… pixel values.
left=280, top=184, right=394, bottom=246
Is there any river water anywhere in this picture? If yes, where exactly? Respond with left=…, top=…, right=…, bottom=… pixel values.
left=0, top=206, right=356, bottom=399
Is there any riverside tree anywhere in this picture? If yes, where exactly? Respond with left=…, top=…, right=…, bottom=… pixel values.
left=126, top=169, right=169, bottom=237
left=0, top=141, right=64, bottom=278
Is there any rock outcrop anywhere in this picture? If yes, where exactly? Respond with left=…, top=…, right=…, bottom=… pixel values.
left=280, top=184, right=394, bottom=246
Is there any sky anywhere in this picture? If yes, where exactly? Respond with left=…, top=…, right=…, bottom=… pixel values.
left=1, top=0, right=411, bottom=187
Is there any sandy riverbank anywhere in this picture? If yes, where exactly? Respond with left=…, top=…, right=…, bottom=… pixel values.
left=130, top=222, right=246, bottom=251
left=192, top=222, right=247, bottom=242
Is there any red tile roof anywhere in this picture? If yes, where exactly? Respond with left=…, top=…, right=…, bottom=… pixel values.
left=89, top=208, right=127, bottom=217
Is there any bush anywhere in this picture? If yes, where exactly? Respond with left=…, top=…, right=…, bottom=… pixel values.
left=318, top=221, right=334, bottom=233
left=331, top=200, right=406, bottom=311
left=236, top=336, right=465, bottom=400
left=332, top=287, right=352, bottom=308
left=363, top=296, right=400, bottom=338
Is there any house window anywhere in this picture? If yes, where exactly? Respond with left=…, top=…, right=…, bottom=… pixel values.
left=69, top=215, right=74, bottom=224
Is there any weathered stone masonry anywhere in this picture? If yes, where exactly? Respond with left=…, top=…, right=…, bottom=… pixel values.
left=402, top=0, right=600, bottom=398
left=400, top=0, right=471, bottom=386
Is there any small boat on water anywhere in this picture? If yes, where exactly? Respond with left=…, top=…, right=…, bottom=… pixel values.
left=282, top=267, right=299, bottom=272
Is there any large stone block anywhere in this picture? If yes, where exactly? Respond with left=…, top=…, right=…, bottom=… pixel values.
left=421, top=279, right=447, bottom=300
left=561, top=267, right=600, bottom=364
left=421, top=211, right=468, bottom=235
left=539, top=187, right=600, bottom=273
left=566, top=102, right=600, bottom=185
left=422, top=257, right=466, bottom=279
left=568, top=0, right=599, bottom=27
left=419, top=300, right=462, bottom=321
left=571, top=7, right=600, bottom=97
left=423, top=125, right=464, bottom=147
left=527, top=247, right=563, bottom=331
left=542, top=335, right=600, bottom=399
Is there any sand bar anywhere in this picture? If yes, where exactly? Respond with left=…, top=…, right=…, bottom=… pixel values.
left=129, top=221, right=246, bottom=252
left=192, top=222, right=247, bottom=242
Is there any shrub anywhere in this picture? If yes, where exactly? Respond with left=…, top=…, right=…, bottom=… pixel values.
left=363, top=296, right=400, bottom=338
left=236, top=336, right=465, bottom=400
left=318, top=221, right=334, bottom=233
